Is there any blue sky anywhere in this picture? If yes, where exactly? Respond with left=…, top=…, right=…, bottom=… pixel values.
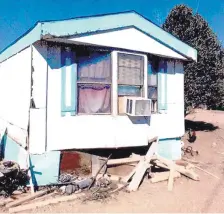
left=0, top=0, right=223, bottom=51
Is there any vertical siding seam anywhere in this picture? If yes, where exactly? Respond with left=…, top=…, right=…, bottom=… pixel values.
left=27, top=45, right=33, bottom=151
left=60, top=47, right=66, bottom=116
left=45, top=43, right=49, bottom=152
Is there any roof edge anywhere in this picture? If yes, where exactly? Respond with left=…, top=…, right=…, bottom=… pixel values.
left=0, top=22, right=42, bottom=63
left=0, top=10, right=197, bottom=63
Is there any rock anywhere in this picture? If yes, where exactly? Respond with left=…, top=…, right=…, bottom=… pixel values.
left=65, top=185, right=78, bottom=195
left=76, top=178, right=93, bottom=189
left=59, top=186, right=66, bottom=194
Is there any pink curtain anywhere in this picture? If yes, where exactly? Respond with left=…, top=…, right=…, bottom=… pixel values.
left=78, top=84, right=111, bottom=114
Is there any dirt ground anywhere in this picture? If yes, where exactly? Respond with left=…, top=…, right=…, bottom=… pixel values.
left=29, top=110, right=224, bottom=212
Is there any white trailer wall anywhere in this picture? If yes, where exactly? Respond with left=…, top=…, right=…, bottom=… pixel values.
left=28, top=41, right=185, bottom=153
left=0, top=47, right=32, bottom=147
left=29, top=41, right=47, bottom=154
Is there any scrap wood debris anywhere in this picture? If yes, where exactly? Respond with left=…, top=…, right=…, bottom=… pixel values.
left=97, top=137, right=202, bottom=194
left=2, top=137, right=220, bottom=213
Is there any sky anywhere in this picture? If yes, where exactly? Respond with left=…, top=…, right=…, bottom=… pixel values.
left=0, top=0, right=224, bottom=52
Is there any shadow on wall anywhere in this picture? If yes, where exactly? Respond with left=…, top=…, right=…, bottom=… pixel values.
left=185, top=119, right=219, bottom=132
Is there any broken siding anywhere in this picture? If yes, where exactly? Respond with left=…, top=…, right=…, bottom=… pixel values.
left=0, top=46, right=32, bottom=147
left=29, top=42, right=48, bottom=154
left=32, top=41, right=48, bottom=108
left=1, top=133, right=60, bottom=186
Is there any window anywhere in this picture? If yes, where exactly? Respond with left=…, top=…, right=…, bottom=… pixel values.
left=117, top=53, right=144, bottom=114
left=77, top=52, right=111, bottom=114
left=148, top=62, right=158, bottom=113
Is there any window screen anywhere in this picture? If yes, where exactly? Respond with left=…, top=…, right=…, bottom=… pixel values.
left=118, top=53, right=144, bottom=86
left=117, top=53, right=144, bottom=114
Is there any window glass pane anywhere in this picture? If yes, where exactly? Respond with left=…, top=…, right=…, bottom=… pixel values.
left=118, top=85, right=141, bottom=96
left=78, top=84, right=111, bottom=114
left=118, top=67, right=143, bottom=85
left=77, top=53, right=111, bottom=83
left=148, top=73, right=157, bottom=86
left=118, top=53, right=143, bottom=68
left=148, top=86, right=157, bottom=100
left=118, top=53, right=144, bottom=85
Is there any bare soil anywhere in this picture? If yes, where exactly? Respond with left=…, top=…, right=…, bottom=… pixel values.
left=16, top=110, right=224, bottom=212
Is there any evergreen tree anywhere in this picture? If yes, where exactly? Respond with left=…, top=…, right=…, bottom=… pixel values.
left=163, top=5, right=224, bottom=109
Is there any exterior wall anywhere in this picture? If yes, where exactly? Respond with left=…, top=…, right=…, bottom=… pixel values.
left=29, top=42, right=47, bottom=154
left=29, top=42, right=184, bottom=153
left=46, top=46, right=153, bottom=152
left=0, top=47, right=32, bottom=147
left=150, top=61, right=185, bottom=139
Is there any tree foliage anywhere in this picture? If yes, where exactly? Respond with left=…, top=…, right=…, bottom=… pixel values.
left=163, top=5, right=224, bottom=109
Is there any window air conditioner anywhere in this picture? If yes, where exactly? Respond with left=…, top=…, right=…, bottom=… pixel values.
left=126, top=97, right=152, bottom=116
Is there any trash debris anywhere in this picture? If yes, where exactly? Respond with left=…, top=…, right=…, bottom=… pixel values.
left=182, top=146, right=199, bottom=156
left=57, top=173, right=93, bottom=195
left=0, top=137, right=206, bottom=212
left=0, top=160, right=29, bottom=197
left=188, top=129, right=197, bottom=143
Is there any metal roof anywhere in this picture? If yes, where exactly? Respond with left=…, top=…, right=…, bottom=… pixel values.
left=0, top=10, right=197, bottom=63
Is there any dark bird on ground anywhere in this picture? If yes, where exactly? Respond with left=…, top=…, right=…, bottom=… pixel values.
left=188, top=129, right=197, bottom=143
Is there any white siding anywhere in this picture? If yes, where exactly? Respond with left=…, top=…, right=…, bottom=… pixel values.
left=150, top=61, right=185, bottom=139
left=69, top=28, right=187, bottom=60
left=32, top=41, right=48, bottom=108
left=0, top=47, right=32, bottom=147
left=45, top=46, right=184, bottom=151
left=29, top=109, right=46, bottom=154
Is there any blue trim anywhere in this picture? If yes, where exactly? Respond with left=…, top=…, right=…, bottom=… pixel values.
left=0, top=11, right=197, bottom=63
left=40, top=10, right=195, bottom=51
left=61, top=49, right=77, bottom=116
left=61, top=65, right=66, bottom=117
left=159, top=137, right=181, bottom=142
left=70, top=52, right=77, bottom=116
left=0, top=23, right=42, bottom=62
left=158, top=60, right=168, bottom=110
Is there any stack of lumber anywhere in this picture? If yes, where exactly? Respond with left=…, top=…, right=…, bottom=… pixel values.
left=101, top=137, right=201, bottom=192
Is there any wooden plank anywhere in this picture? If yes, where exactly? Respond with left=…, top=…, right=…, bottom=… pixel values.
left=6, top=189, right=53, bottom=208
left=181, top=159, right=219, bottom=179
left=155, top=157, right=200, bottom=181
left=168, top=162, right=175, bottom=191
left=127, top=161, right=150, bottom=192
left=105, top=156, right=143, bottom=166
left=194, top=165, right=219, bottom=179
left=176, top=160, right=195, bottom=170
left=151, top=171, right=181, bottom=183
left=8, top=193, right=85, bottom=213
left=127, top=140, right=158, bottom=191
left=122, top=166, right=137, bottom=183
